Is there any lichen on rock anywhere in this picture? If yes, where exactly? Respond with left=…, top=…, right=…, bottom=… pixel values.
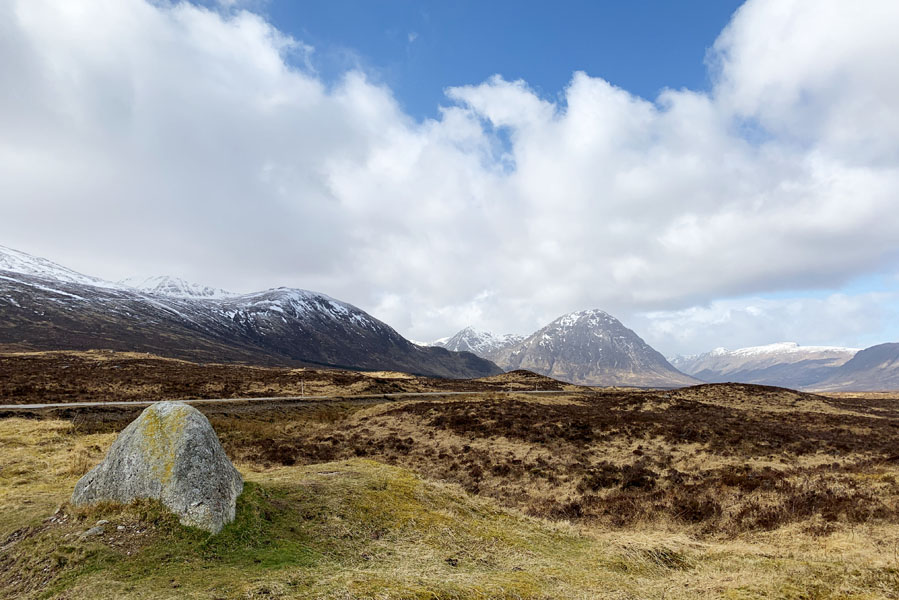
left=71, top=401, right=243, bottom=533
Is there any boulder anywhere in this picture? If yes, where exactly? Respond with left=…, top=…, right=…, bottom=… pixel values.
left=71, top=401, right=243, bottom=533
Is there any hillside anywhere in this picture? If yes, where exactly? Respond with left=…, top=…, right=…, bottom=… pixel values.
left=0, top=247, right=501, bottom=379
left=812, top=343, right=899, bottom=391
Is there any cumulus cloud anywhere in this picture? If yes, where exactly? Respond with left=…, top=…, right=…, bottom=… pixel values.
left=1, top=0, right=898, bottom=353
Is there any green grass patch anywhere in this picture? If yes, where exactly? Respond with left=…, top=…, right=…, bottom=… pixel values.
left=3, top=458, right=898, bottom=599
left=2, top=460, right=611, bottom=598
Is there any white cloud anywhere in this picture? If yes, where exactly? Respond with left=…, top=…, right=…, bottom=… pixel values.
left=633, top=292, right=899, bottom=357
left=711, top=0, right=899, bottom=163
left=1, top=0, right=898, bottom=353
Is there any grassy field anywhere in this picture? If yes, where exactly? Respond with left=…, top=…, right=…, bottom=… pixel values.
left=2, top=352, right=899, bottom=598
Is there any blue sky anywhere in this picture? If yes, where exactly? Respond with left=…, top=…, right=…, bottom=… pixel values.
left=255, top=1, right=744, bottom=120
left=3, top=0, right=899, bottom=354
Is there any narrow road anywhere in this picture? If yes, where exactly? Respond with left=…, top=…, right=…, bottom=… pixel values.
left=0, top=389, right=574, bottom=410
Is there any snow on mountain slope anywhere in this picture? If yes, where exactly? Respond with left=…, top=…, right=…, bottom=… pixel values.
left=0, top=246, right=501, bottom=378
left=217, top=287, right=384, bottom=332
left=0, top=245, right=119, bottom=289
left=433, top=327, right=524, bottom=358
left=120, top=275, right=234, bottom=299
left=491, top=309, right=699, bottom=388
left=670, top=342, right=859, bottom=388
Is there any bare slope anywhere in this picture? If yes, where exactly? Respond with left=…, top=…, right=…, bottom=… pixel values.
left=812, top=343, right=899, bottom=391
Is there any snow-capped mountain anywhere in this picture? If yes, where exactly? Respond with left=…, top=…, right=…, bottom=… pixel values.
left=670, top=342, right=858, bottom=389
left=0, top=246, right=501, bottom=378
left=489, top=309, right=699, bottom=388
left=0, top=244, right=120, bottom=289
left=120, top=275, right=234, bottom=299
left=431, top=327, right=524, bottom=359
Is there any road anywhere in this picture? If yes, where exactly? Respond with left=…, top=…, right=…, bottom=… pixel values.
left=0, top=389, right=574, bottom=410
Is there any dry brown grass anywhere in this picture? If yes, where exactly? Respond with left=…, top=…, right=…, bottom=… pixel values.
left=2, top=416, right=899, bottom=599
left=4, top=358, right=899, bottom=596
left=185, top=385, right=899, bottom=541
left=0, top=418, right=115, bottom=537
left=11, top=375, right=897, bottom=542
left=0, top=351, right=571, bottom=406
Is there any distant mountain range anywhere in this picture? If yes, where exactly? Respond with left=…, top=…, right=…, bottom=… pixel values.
left=669, top=342, right=899, bottom=392
left=430, top=325, right=899, bottom=391
left=432, top=311, right=700, bottom=388
left=431, top=327, right=524, bottom=358
left=669, top=342, right=858, bottom=389
left=0, top=245, right=501, bottom=378
left=3, top=244, right=897, bottom=390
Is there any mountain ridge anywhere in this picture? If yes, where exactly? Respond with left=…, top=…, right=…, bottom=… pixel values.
left=119, top=275, right=234, bottom=299
left=431, top=327, right=524, bottom=358
left=0, top=246, right=501, bottom=378
left=811, top=343, right=899, bottom=391
left=449, top=309, right=700, bottom=388
left=671, top=342, right=859, bottom=389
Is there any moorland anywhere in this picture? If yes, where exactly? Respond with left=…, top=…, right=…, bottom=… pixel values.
left=1, top=351, right=898, bottom=598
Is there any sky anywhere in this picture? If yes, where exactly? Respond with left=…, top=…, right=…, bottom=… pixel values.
left=2, top=0, right=899, bottom=356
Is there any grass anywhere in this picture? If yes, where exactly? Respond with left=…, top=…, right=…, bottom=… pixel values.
left=2, top=417, right=899, bottom=598
left=204, top=387, right=899, bottom=537
left=0, top=418, right=114, bottom=536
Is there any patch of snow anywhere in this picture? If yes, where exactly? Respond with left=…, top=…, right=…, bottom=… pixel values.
left=729, top=341, right=859, bottom=356
left=0, top=274, right=87, bottom=300
left=0, top=245, right=121, bottom=289
left=119, top=275, right=234, bottom=299
left=438, top=326, right=524, bottom=355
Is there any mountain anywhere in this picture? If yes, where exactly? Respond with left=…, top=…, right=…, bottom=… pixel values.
left=432, top=327, right=524, bottom=358
left=811, top=343, right=899, bottom=391
left=670, top=342, right=858, bottom=389
left=120, top=275, right=234, bottom=299
left=489, top=309, right=699, bottom=387
left=0, top=246, right=501, bottom=378
left=0, top=244, right=117, bottom=289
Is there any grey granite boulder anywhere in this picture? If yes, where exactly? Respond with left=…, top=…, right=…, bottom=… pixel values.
left=71, top=401, right=243, bottom=533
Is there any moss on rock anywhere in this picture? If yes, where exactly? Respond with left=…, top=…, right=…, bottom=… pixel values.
left=71, top=402, right=242, bottom=533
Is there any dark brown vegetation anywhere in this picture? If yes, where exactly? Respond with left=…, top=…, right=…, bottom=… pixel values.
left=213, top=384, right=899, bottom=536
left=0, top=350, right=571, bottom=405
left=7, top=352, right=898, bottom=539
